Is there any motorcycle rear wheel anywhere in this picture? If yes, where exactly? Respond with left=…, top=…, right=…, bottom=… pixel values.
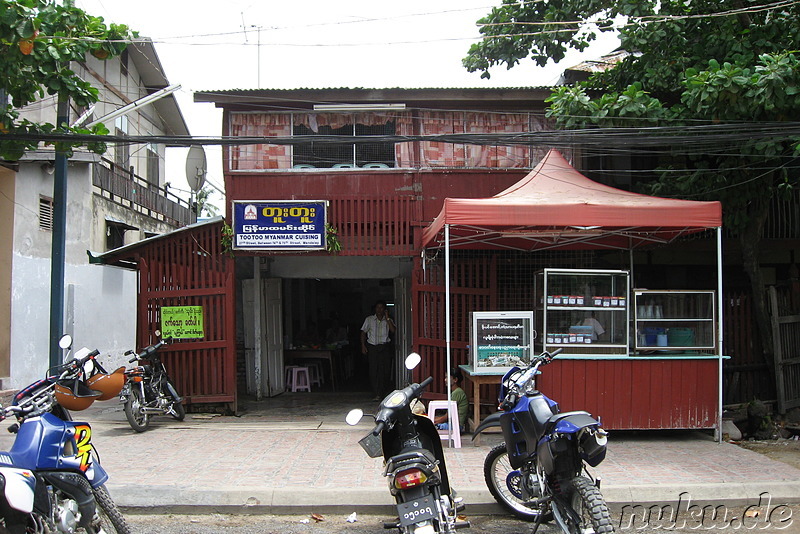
left=483, top=443, right=552, bottom=522
left=123, top=388, right=150, bottom=432
left=92, top=484, right=130, bottom=534
left=557, top=476, right=614, bottom=534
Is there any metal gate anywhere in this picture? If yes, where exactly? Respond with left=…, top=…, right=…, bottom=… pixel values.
left=769, top=285, right=800, bottom=413
left=101, top=219, right=237, bottom=410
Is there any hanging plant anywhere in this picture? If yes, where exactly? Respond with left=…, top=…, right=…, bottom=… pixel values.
left=326, top=223, right=342, bottom=254
left=221, top=222, right=235, bottom=258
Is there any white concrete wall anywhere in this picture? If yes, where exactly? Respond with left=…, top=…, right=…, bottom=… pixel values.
left=9, top=159, right=137, bottom=388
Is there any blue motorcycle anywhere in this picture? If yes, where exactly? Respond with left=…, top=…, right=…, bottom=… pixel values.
left=0, top=335, right=129, bottom=534
left=473, top=349, right=613, bottom=534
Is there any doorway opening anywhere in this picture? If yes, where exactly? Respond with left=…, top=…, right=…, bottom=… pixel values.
left=281, top=278, right=396, bottom=393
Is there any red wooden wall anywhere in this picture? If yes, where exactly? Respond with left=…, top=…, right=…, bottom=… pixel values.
left=135, top=221, right=237, bottom=408
left=539, top=358, right=719, bottom=430
left=225, top=169, right=525, bottom=256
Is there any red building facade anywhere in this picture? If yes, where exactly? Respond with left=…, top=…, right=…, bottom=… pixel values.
left=192, top=88, right=719, bottom=430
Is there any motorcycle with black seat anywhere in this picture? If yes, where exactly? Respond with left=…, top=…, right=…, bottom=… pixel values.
left=346, top=353, right=469, bottom=534
left=0, top=334, right=129, bottom=534
left=473, top=348, right=613, bottom=534
left=119, top=332, right=184, bottom=432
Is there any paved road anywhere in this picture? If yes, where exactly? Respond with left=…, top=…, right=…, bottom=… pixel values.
left=125, top=503, right=800, bottom=534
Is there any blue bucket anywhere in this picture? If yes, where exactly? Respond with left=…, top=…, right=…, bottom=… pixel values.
left=642, top=327, right=666, bottom=346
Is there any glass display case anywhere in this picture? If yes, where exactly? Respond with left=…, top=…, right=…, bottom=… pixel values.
left=470, top=311, right=535, bottom=374
left=535, top=269, right=630, bottom=356
left=634, top=290, right=716, bottom=352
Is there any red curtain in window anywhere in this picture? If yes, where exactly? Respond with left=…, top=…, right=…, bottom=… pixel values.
left=465, top=113, right=531, bottom=168
left=419, top=111, right=466, bottom=167
left=229, top=113, right=291, bottom=170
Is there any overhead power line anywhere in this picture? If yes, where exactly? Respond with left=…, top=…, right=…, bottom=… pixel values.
left=5, top=121, right=800, bottom=149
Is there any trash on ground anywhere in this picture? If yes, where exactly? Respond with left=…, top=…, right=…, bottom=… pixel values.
left=346, top=512, right=357, bottom=523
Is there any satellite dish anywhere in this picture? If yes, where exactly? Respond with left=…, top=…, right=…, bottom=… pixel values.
left=185, top=146, right=207, bottom=192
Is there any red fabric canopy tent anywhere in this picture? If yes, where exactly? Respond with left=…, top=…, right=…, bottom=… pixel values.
left=420, top=148, right=725, bottom=438
left=421, top=149, right=722, bottom=251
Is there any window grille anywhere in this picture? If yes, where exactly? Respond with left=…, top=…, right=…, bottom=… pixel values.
left=292, top=121, right=396, bottom=168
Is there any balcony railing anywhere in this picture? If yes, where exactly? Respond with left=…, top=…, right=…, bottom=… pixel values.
left=92, top=158, right=195, bottom=228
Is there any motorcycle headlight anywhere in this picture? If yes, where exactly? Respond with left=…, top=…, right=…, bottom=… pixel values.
left=384, top=391, right=407, bottom=409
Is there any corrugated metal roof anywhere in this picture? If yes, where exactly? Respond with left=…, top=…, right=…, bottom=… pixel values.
left=194, top=86, right=558, bottom=109
left=197, top=86, right=554, bottom=93
left=88, top=216, right=223, bottom=269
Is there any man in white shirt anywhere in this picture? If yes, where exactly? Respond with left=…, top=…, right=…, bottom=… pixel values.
left=361, top=300, right=396, bottom=401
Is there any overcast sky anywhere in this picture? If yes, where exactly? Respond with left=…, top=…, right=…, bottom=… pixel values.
left=74, top=0, right=619, bottom=212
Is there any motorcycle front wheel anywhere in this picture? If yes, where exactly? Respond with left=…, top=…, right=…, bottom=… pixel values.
left=123, top=388, right=150, bottom=432
left=170, top=400, right=186, bottom=421
left=556, top=476, right=614, bottom=534
left=92, top=484, right=130, bottom=534
left=165, top=381, right=185, bottom=421
left=483, top=443, right=552, bottom=522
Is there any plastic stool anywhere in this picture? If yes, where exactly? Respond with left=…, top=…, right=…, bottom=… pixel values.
left=306, top=362, right=323, bottom=387
left=426, top=400, right=462, bottom=448
left=288, top=366, right=311, bottom=392
left=284, top=365, right=300, bottom=391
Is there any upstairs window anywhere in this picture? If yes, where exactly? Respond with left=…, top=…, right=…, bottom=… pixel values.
left=114, top=116, right=129, bottom=171
left=292, top=116, right=396, bottom=169
left=146, top=143, right=160, bottom=185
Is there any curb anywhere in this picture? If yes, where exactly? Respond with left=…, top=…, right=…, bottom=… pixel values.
left=110, top=482, right=800, bottom=516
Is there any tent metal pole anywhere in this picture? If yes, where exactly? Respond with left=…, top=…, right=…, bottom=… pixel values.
left=628, top=244, right=635, bottom=286
left=717, top=226, right=724, bottom=443
left=445, top=224, right=453, bottom=446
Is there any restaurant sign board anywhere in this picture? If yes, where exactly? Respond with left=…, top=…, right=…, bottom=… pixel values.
left=232, top=200, right=327, bottom=251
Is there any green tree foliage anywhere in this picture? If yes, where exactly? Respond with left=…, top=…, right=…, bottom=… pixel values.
left=194, top=185, right=219, bottom=218
left=0, top=0, right=135, bottom=160
left=464, top=0, right=800, bottom=366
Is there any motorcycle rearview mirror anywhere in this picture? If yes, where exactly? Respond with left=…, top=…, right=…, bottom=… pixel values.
left=58, top=334, right=73, bottom=350
left=345, top=409, right=364, bottom=426
left=404, top=352, right=421, bottom=370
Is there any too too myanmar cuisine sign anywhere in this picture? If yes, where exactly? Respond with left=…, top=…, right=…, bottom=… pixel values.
left=232, top=200, right=327, bottom=251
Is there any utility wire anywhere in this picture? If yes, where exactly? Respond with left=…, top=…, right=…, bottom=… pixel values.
left=5, top=121, right=800, bottom=147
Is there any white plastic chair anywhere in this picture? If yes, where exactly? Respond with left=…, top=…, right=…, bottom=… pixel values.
left=426, top=400, right=462, bottom=448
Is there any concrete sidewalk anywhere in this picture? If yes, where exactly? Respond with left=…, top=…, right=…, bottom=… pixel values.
left=3, top=392, right=799, bottom=515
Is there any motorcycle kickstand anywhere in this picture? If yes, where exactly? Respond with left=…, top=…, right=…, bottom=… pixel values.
left=529, top=495, right=552, bottom=534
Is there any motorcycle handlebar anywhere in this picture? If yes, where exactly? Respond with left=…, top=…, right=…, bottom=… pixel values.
left=419, top=376, right=433, bottom=389
left=56, top=348, right=101, bottom=380
left=131, top=340, right=165, bottom=361
left=372, top=421, right=385, bottom=436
